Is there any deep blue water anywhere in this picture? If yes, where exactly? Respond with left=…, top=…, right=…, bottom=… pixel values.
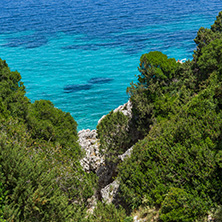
left=0, top=0, right=221, bottom=129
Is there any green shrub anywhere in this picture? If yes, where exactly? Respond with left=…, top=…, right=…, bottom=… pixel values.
left=0, top=58, right=30, bottom=120
left=197, top=39, right=222, bottom=80
left=213, top=205, right=222, bottom=221
left=159, top=188, right=206, bottom=222
left=0, top=126, right=73, bottom=221
left=0, top=98, right=96, bottom=221
left=26, top=100, right=82, bottom=159
left=97, top=111, right=132, bottom=161
left=0, top=175, right=6, bottom=220
left=87, top=202, right=129, bottom=222
left=0, top=117, right=95, bottom=221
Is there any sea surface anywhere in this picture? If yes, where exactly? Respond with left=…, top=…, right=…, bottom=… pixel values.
left=0, top=0, right=221, bottom=130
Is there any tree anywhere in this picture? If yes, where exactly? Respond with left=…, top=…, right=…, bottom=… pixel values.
left=136, top=51, right=178, bottom=87
left=0, top=59, right=30, bottom=120
left=197, top=38, right=222, bottom=80
left=127, top=51, right=178, bottom=138
left=193, top=27, right=221, bottom=59
left=211, top=11, right=222, bottom=33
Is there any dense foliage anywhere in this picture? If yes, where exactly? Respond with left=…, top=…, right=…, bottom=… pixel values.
left=26, top=99, right=81, bottom=158
left=87, top=202, right=131, bottom=222
left=120, top=77, right=222, bottom=218
left=116, top=11, right=222, bottom=221
left=97, top=111, right=132, bottom=162
left=0, top=60, right=96, bottom=221
left=0, top=59, right=29, bottom=120
left=126, top=51, right=179, bottom=137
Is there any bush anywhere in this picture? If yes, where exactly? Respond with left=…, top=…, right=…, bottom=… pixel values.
left=0, top=117, right=96, bottom=221
left=0, top=122, right=73, bottom=221
left=213, top=205, right=222, bottom=222
left=0, top=174, right=6, bottom=220
left=87, top=202, right=130, bottom=222
left=97, top=111, right=132, bottom=161
left=159, top=188, right=206, bottom=222
left=0, top=58, right=30, bottom=120
left=26, top=100, right=81, bottom=159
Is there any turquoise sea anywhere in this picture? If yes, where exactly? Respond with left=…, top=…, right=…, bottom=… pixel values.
left=0, top=0, right=221, bottom=129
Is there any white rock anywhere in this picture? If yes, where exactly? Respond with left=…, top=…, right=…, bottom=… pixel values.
left=114, top=100, right=132, bottom=118
left=98, top=100, right=132, bottom=125
left=101, top=180, right=120, bottom=204
left=118, top=146, right=133, bottom=161
left=78, top=129, right=104, bottom=172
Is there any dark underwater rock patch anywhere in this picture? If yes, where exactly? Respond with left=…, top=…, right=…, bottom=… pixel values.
left=64, top=77, right=113, bottom=93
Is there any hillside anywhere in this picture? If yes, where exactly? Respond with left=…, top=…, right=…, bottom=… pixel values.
left=0, top=11, right=222, bottom=222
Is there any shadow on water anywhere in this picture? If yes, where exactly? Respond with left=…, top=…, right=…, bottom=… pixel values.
left=64, top=77, right=113, bottom=93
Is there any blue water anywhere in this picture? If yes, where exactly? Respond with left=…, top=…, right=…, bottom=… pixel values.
left=0, top=0, right=221, bottom=130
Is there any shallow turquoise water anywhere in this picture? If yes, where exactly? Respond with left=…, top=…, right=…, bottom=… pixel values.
left=0, top=0, right=221, bottom=129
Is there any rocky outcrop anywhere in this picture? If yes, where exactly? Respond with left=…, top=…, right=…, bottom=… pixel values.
left=99, top=146, right=133, bottom=204
left=100, top=179, right=120, bottom=204
left=79, top=128, right=134, bottom=204
left=113, top=99, right=132, bottom=118
left=79, top=99, right=133, bottom=175
left=78, top=129, right=114, bottom=193
left=98, top=100, right=132, bottom=125
left=78, top=129, right=104, bottom=173
left=79, top=100, right=134, bottom=207
left=78, top=129, right=118, bottom=198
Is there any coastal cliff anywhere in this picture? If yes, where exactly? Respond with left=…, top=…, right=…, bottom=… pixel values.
left=1, top=11, right=222, bottom=221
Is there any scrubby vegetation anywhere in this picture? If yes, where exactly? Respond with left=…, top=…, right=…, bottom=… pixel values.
left=0, top=59, right=96, bottom=221
left=97, top=11, right=222, bottom=221
left=97, top=110, right=132, bottom=162
left=87, top=202, right=131, bottom=222
left=1, top=10, right=222, bottom=222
